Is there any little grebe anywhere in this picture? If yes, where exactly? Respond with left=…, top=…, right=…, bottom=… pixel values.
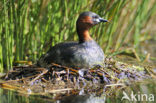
left=37, top=11, right=108, bottom=68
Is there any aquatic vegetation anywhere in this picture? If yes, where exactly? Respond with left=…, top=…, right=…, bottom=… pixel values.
left=0, top=0, right=156, bottom=70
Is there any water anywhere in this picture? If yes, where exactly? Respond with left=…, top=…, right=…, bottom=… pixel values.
left=0, top=79, right=155, bottom=103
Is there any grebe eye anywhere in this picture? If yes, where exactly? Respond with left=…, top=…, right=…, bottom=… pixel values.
left=93, top=15, right=99, bottom=19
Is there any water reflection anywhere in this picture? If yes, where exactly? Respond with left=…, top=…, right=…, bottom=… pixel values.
left=0, top=79, right=155, bottom=103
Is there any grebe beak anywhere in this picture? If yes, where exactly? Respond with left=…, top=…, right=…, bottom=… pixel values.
left=99, top=18, right=108, bottom=22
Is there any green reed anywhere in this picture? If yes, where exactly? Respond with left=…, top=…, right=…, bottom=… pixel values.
left=0, top=0, right=156, bottom=70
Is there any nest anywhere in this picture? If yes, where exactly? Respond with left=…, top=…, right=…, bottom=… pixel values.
left=0, top=57, right=153, bottom=99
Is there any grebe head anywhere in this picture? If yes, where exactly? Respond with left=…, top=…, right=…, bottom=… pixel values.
left=76, top=11, right=108, bottom=43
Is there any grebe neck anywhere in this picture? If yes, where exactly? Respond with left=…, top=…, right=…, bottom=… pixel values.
left=77, top=27, right=92, bottom=43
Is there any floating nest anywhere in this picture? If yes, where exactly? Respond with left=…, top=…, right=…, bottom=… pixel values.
left=0, top=57, right=155, bottom=99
